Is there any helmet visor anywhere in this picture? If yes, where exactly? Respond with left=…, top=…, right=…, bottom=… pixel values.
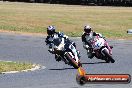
left=84, top=28, right=91, bottom=33
left=47, top=30, right=53, bottom=35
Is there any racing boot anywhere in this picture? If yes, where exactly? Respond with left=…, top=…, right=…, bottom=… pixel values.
left=87, top=48, right=94, bottom=59
left=77, top=50, right=81, bottom=58
left=55, top=54, right=61, bottom=62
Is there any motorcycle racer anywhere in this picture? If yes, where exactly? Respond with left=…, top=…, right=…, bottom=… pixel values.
left=81, top=25, right=112, bottom=59
left=45, top=25, right=80, bottom=62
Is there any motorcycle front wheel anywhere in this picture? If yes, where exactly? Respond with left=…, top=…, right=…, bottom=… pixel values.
left=102, top=49, right=115, bottom=63
left=65, top=52, right=81, bottom=69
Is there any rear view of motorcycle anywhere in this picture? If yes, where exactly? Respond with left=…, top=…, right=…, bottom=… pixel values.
left=88, top=36, right=115, bottom=63
left=52, top=37, right=82, bottom=69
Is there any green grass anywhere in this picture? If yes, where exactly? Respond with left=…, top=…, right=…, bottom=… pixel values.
left=0, top=61, right=33, bottom=73
left=0, top=2, right=132, bottom=39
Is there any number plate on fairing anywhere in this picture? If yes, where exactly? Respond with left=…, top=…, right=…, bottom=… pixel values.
left=92, top=38, right=105, bottom=49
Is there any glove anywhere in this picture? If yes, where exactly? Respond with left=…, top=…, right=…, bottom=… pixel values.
left=83, top=44, right=89, bottom=49
left=48, top=49, right=54, bottom=54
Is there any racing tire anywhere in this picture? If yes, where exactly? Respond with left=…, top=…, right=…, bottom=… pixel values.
left=78, top=62, right=82, bottom=67
left=102, top=49, right=115, bottom=63
left=65, top=52, right=80, bottom=69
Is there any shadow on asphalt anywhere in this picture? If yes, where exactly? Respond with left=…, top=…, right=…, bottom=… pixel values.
left=82, top=61, right=106, bottom=65
left=49, top=67, right=75, bottom=70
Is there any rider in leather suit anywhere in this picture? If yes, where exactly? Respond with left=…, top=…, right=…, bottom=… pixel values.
left=81, top=25, right=112, bottom=59
left=45, top=25, right=80, bottom=62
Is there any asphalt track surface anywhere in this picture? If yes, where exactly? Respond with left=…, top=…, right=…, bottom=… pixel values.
left=0, top=33, right=131, bottom=88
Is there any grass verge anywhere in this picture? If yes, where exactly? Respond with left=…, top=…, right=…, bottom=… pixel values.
left=0, top=61, right=33, bottom=73
left=0, top=2, right=132, bottom=39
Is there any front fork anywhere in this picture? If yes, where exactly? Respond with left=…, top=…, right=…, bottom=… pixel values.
left=105, top=42, right=112, bottom=55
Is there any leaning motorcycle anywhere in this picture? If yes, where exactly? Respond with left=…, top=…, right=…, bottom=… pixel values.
left=88, top=36, right=115, bottom=63
left=52, top=37, right=82, bottom=69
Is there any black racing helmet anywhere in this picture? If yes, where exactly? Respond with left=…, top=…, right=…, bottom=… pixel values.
left=47, top=25, right=55, bottom=35
left=84, top=25, right=92, bottom=33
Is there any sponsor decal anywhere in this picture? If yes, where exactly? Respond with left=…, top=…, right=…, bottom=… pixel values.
left=76, top=67, right=131, bottom=85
